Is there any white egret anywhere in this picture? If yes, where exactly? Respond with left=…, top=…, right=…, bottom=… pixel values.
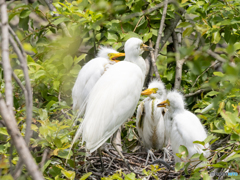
left=157, top=91, right=210, bottom=167
left=72, top=38, right=153, bottom=171
left=72, top=47, right=125, bottom=115
left=136, top=80, right=167, bottom=165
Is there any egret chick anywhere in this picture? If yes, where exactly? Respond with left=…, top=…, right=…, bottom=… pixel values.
left=72, top=47, right=125, bottom=115
left=72, top=38, right=153, bottom=171
left=136, top=80, right=167, bottom=165
left=157, top=91, right=210, bottom=167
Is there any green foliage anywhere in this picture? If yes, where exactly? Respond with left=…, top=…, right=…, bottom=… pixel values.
left=1, top=0, right=240, bottom=179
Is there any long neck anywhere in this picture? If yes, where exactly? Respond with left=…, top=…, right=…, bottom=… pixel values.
left=124, top=54, right=146, bottom=76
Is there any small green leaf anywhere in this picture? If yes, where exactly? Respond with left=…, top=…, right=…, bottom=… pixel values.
left=80, top=172, right=92, bottom=180
left=177, top=22, right=192, bottom=28
left=52, top=17, right=69, bottom=25
left=0, top=127, right=8, bottom=136
left=183, top=27, right=193, bottom=37
left=61, top=170, right=75, bottom=180
left=42, top=160, right=51, bottom=172
left=211, top=31, right=221, bottom=44
left=178, top=145, right=189, bottom=158
left=54, top=138, right=62, bottom=148
left=19, top=16, right=29, bottom=31
left=213, top=71, right=224, bottom=77
left=199, top=153, right=207, bottom=161
left=175, top=162, right=185, bottom=171
left=53, top=81, right=60, bottom=91
left=20, top=10, right=31, bottom=18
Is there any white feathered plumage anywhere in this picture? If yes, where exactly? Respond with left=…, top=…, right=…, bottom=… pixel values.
left=72, top=38, right=152, bottom=153
left=158, top=91, right=210, bottom=167
left=72, top=47, right=124, bottom=115
left=136, top=80, right=167, bottom=164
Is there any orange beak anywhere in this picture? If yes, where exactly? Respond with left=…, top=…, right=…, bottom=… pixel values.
left=110, top=53, right=125, bottom=62
left=141, top=88, right=157, bottom=95
left=157, top=100, right=170, bottom=107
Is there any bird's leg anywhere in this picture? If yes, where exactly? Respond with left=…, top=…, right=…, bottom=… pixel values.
left=145, top=149, right=157, bottom=165
left=111, top=128, right=122, bottom=153
left=112, top=130, right=135, bottom=172
left=97, top=148, right=105, bottom=172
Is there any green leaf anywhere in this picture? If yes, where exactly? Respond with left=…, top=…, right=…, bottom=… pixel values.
left=143, top=32, right=152, bottom=42
left=213, top=71, right=224, bottom=77
left=177, top=22, right=192, bottom=28
left=193, top=141, right=204, bottom=146
left=34, top=70, right=46, bottom=79
left=0, top=127, right=8, bottom=136
left=205, top=91, right=219, bottom=97
left=199, top=153, right=207, bottom=161
left=220, top=110, right=237, bottom=128
left=19, top=16, right=29, bottom=31
left=54, top=138, right=62, bottom=148
left=226, top=154, right=240, bottom=162
left=42, top=160, right=51, bottom=172
left=63, top=55, right=73, bottom=70
left=183, top=27, right=193, bottom=37
left=191, top=153, right=200, bottom=159
left=52, top=17, right=69, bottom=25
left=61, top=170, right=75, bottom=180
left=20, top=10, right=31, bottom=18
left=112, top=42, right=123, bottom=50
left=211, top=31, right=221, bottom=44
left=175, top=162, right=185, bottom=171
left=57, top=149, right=73, bottom=159
left=53, top=81, right=60, bottom=91
left=80, top=172, right=92, bottom=180
left=1, top=175, right=14, bottom=180
left=178, top=145, right=189, bottom=158
left=74, top=54, right=86, bottom=65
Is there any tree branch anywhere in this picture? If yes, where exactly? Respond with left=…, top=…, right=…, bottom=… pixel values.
left=44, top=0, right=71, bottom=37
left=0, top=94, right=44, bottom=180
left=149, top=40, right=161, bottom=81
left=184, top=88, right=211, bottom=98
left=9, top=34, right=33, bottom=146
left=159, top=8, right=185, bottom=52
left=173, top=31, right=185, bottom=90
left=154, top=0, right=168, bottom=59
left=206, top=50, right=226, bottom=63
left=0, top=0, right=13, bottom=110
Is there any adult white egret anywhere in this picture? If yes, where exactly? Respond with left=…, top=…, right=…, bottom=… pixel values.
left=72, top=47, right=125, bottom=115
left=72, top=38, right=153, bottom=171
left=157, top=91, right=210, bottom=167
left=136, top=80, right=167, bottom=165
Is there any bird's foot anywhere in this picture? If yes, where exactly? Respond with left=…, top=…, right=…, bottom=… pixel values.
left=145, top=149, right=157, bottom=166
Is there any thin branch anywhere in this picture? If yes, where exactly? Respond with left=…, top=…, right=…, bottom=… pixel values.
left=154, top=0, right=168, bottom=59
left=121, top=0, right=178, bottom=20
left=133, top=16, right=144, bottom=32
left=159, top=8, right=185, bottom=52
left=9, top=34, right=33, bottom=146
left=206, top=50, right=226, bottom=63
left=40, top=149, right=49, bottom=171
left=44, top=0, right=71, bottom=37
left=192, top=61, right=220, bottom=88
left=184, top=88, right=211, bottom=98
left=173, top=31, right=185, bottom=90
left=0, top=0, right=13, bottom=110
left=8, top=25, right=25, bottom=55
left=149, top=40, right=161, bottom=81
left=0, top=94, right=44, bottom=180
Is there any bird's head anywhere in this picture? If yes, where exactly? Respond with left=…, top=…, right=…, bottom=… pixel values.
left=97, top=46, right=125, bottom=62
left=141, top=80, right=166, bottom=99
left=124, top=38, right=153, bottom=57
left=157, top=91, right=185, bottom=111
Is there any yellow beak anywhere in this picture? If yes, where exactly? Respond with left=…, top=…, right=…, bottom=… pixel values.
left=142, top=44, right=154, bottom=51
left=141, top=88, right=157, bottom=95
left=157, top=100, right=170, bottom=107
left=110, top=53, right=125, bottom=62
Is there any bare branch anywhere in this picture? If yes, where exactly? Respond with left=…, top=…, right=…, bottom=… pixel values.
left=0, top=0, right=13, bottom=110
left=44, top=0, right=71, bottom=37
left=9, top=34, right=33, bottom=146
left=184, top=88, right=211, bottom=98
left=0, top=94, right=44, bottom=180
left=159, top=8, right=185, bottom=52
left=206, top=50, right=226, bottom=63
left=154, top=0, right=168, bottom=59
left=192, top=61, right=220, bottom=88
left=40, top=149, right=49, bottom=171
left=149, top=40, right=161, bottom=81
left=173, top=31, right=185, bottom=90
